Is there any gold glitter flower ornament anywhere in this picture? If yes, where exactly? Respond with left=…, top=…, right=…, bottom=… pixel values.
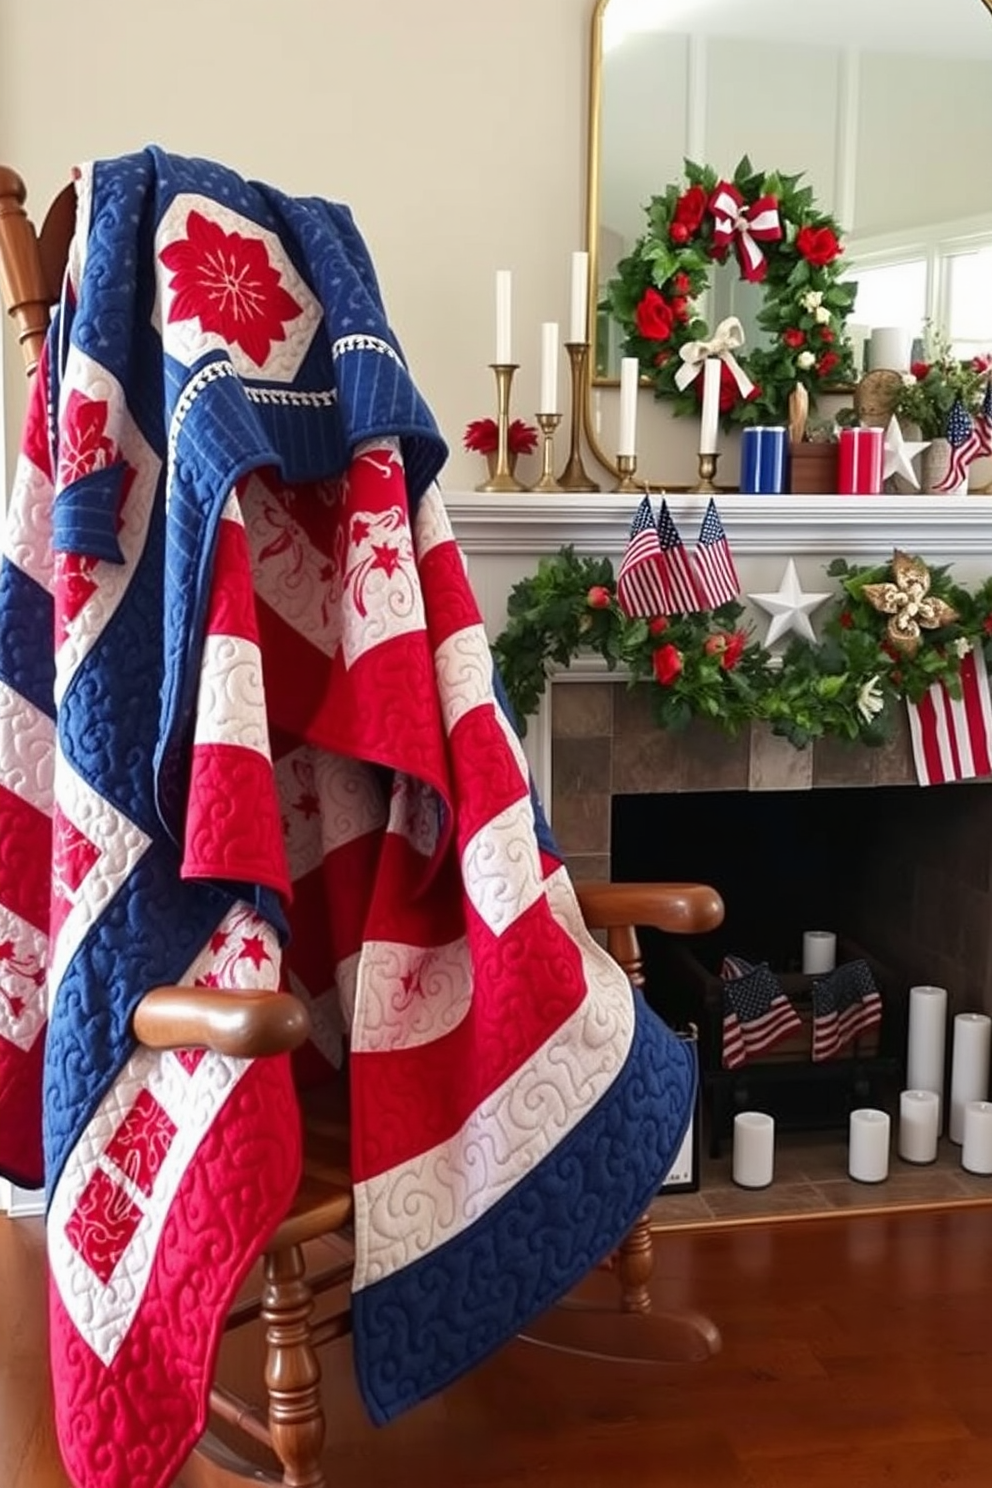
left=862, top=550, right=958, bottom=658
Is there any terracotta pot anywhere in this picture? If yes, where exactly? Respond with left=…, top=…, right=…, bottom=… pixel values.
left=789, top=441, right=838, bottom=495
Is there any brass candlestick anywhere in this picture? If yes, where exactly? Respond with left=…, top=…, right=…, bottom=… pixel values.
left=477, top=363, right=526, bottom=493
left=614, top=454, right=639, bottom=493
left=530, top=412, right=563, bottom=491
left=689, top=451, right=720, bottom=494
left=558, top=342, right=601, bottom=491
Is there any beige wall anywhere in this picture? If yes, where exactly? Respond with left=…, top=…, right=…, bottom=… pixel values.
left=0, top=0, right=593, bottom=491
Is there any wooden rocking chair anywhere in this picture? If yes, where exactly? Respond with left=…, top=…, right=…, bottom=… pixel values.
left=0, top=164, right=723, bottom=1488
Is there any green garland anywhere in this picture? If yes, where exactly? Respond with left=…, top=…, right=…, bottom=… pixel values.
left=492, top=548, right=992, bottom=750
left=603, top=156, right=858, bottom=428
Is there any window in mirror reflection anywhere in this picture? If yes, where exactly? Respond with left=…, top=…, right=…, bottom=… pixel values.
left=843, top=259, right=927, bottom=374
left=947, top=245, right=992, bottom=357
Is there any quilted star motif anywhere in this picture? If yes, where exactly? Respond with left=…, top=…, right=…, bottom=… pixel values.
left=862, top=550, right=958, bottom=658
left=160, top=210, right=304, bottom=367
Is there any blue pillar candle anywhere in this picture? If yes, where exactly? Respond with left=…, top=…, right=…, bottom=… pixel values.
left=740, top=426, right=788, bottom=494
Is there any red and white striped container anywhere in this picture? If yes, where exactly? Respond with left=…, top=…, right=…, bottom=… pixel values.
left=837, top=426, right=884, bottom=494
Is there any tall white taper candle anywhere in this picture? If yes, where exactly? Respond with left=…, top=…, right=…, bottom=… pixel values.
left=569, top=250, right=589, bottom=344
left=949, top=1012, right=991, bottom=1144
left=907, top=985, right=948, bottom=1134
left=618, top=358, right=639, bottom=458
left=539, top=322, right=559, bottom=415
left=699, top=356, right=721, bottom=454
left=495, top=270, right=512, bottom=364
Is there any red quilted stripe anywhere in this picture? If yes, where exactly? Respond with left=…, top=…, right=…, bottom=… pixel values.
left=206, top=515, right=260, bottom=644
left=419, top=537, right=484, bottom=650
left=287, top=833, right=383, bottom=988
left=20, top=342, right=53, bottom=479
left=446, top=703, right=531, bottom=849
left=349, top=895, right=588, bottom=1180
left=183, top=743, right=290, bottom=898
left=0, top=783, right=52, bottom=932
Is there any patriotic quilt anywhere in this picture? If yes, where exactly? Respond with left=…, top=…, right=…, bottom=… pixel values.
left=0, top=148, right=696, bottom=1488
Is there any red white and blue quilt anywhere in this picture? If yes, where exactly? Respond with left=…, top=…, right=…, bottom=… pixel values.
left=0, top=148, right=695, bottom=1488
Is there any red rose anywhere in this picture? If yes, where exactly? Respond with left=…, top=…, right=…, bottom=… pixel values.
left=817, top=351, right=840, bottom=378
left=670, top=296, right=690, bottom=323
left=672, top=272, right=691, bottom=295
left=910, top=361, right=931, bottom=381
left=796, top=225, right=841, bottom=267
left=635, top=288, right=676, bottom=342
left=653, top=350, right=672, bottom=367
left=782, top=328, right=805, bottom=349
left=839, top=610, right=854, bottom=629
left=819, top=328, right=835, bottom=343
left=652, top=643, right=683, bottom=686
left=669, top=221, right=690, bottom=245
left=703, top=631, right=746, bottom=670
left=586, top=585, right=611, bottom=610
left=973, top=354, right=992, bottom=374
left=648, top=616, right=669, bottom=635
left=673, top=185, right=708, bottom=234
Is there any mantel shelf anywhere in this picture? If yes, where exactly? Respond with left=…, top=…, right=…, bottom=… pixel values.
left=442, top=490, right=992, bottom=558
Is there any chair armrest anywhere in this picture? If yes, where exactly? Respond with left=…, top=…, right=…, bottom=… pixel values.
left=132, top=987, right=311, bottom=1059
left=575, top=881, right=724, bottom=937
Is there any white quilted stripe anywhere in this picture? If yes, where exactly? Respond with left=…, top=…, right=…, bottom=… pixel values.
left=351, top=867, right=636, bottom=1288
left=413, top=481, right=455, bottom=560
left=0, top=680, right=55, bottom=811
left=2, top=454, right=55, bottom=593
left=48, top=904, right=281, bottom=1366
left=276, top=746, right=388, bottom=883
left=434, top=623, right=492, bottom=737
left=461, top=795, right=544, bottom=937
left=192, top=634, right=270, bottom=755
left=49, top=757, right=151, bottom=995
left=349, top=935, right=473, bottom=1053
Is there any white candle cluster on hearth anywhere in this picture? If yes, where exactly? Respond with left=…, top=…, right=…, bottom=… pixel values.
left=848, top=1108, right=890, bottom=1183
left=898, top=1089, right=940, bottom=1164
left=732, top=1111, right=775, bottom=1188
left=495, top=269, right=512, bottom=364
left=949, top=1013, right=991, bottom=1144
left=907, top=984, right=948, bottom=1134
left=618, top=357, right=639, bottom=458
left=802, top=930, right=836, bottom=976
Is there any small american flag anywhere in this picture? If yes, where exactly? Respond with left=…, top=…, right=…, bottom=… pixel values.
left=691, top=498, right=740, bottom=609
left=811, top=959, right=883, bottom=1062
left=973, top=378, right=992, bottom=458
left=907, top=644, right=992, bottom=786
left=720, top=956, right=803, bottom=1069
left=616, top=495, right=671, bottom=618
left=656, top=499, right=704, bottom=614
left=932, top=396, right=977, bottom=493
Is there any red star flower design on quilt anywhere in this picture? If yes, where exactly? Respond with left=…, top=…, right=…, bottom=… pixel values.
left=160, top=210, right=304, bottom=367
left=238, top=934, right=271, bottom=969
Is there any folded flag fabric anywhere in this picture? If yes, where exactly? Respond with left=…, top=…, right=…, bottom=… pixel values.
left=720, top=955, right=803, bottom=1069
left=811, top=959, right=883, bottom=1062
left=691, top=498, right=740, bottom=609
left=906, top=646, right=992, bottom=786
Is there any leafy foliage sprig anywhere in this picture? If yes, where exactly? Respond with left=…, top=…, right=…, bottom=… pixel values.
left=603, top=156, right=858, bottom=428
left=492, top=547, right=992, bottom=750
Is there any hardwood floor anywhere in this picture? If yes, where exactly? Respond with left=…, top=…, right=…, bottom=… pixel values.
left=7, top=1204, right=992, bottom=1487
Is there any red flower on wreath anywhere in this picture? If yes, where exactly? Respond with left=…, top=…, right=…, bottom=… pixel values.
left=635, top=289, right=676, bottom=342
left=795, top=225, right=841, bottom=268
left=669, top=222, right=690, bottom=246
left=704, top=630, right=746, bottom=670
left=819, top=328, right=835, bottom=344
left=782, top=328, right=805, bottom=349
left=463, top=418, right=538, bottom=456
left=673, top=185, right=708, bottom=235
left=160, top=210, right=304, bottom=366
left=652, top=643, right=683, bottom=686
left=672, top=272, right=692, bottom=295
left=649, top=616, right=669, bottom=635
left=586, top=585, right=611, bottom=610
left=817, top=350, right=840, bottom=378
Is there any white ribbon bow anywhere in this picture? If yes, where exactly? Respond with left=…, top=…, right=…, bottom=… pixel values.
left=674, top=316, right=754, bottom=400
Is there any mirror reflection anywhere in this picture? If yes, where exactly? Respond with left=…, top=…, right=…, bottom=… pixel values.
left=592, top=0, right=992, bottom=385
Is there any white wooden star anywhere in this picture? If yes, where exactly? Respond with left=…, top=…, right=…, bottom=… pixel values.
left=748, top=559, right=833, bottom=646
left=883, top=414, right=929, bottom=489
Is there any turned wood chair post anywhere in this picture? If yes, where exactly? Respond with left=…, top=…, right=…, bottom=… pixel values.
left=262, top=1244, right=327, bottom=1488
left=0, top=167, right=51, bottom=377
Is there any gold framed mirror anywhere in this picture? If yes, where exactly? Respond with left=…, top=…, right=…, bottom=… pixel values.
left=583, top=0, right=992, bottom=488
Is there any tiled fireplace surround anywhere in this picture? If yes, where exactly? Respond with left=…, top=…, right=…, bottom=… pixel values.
left=447, top=490, right=992, bottom=1022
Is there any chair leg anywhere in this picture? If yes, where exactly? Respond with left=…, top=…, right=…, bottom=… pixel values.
left=261, top=1244, right=326, bottom=1488
left=616, top=1213, right=653, bottom=1314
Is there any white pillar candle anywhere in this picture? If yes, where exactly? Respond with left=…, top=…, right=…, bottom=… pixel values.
left=699, top=356, right=722, bottom=455
left=802, top=930, right=836, bottom=976
left=495, top=269, right=512, bottom=364
left=848, top=1108, right=890, bottom=1183
left=618, top=357, right=639, bottom=458
left=539, top=321, right=559, bottom=415
left=907, top=985, right=948, bottom=1134
left=569, top=250, right=589, bottom=344
left=869, top=326, right=913, bottom=373
left=962, top=1101, right=992, bottom=1175
left=732, top=1111, right=775, bottom=1189
left=898, top=1089, right=940, bottom=1164
left=949, top=1013, right=991, bottom=1143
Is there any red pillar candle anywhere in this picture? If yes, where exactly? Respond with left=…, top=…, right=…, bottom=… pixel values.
left=837, top=427, right=884, bottom=494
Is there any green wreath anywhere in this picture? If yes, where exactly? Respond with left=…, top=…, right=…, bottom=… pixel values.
left=604, top=156, right=858, bottom=428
